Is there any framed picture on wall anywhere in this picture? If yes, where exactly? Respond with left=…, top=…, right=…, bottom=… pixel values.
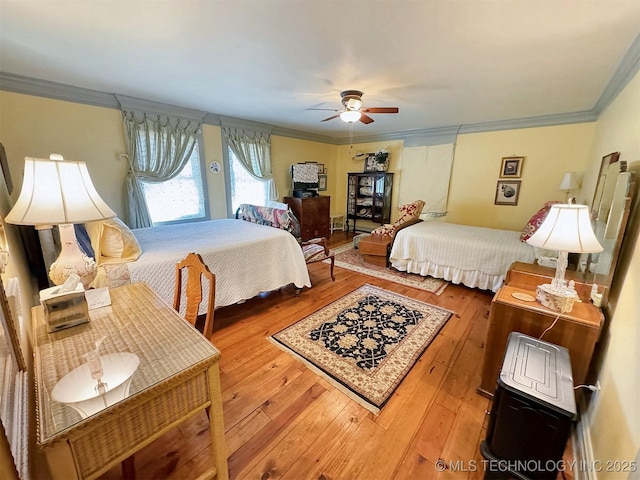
left=318, top=174, right=327, bottom=191
left=495, top=180, right=521, bottom=206
left=500, top=156, right=524, bottom=178
left=364, top=154, right=378, bottom=172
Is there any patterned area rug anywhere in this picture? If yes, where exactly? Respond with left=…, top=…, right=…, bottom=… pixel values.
left=269, top=284, right=453, bottom=414
left=326, top=243, right=448, bottom=295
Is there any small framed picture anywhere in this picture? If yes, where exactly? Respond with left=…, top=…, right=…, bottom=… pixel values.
left=363, top=154, right=378, bottom=172
left=500, top=156, right=524, bottom=178
left=495, top=180, right=521, bottom=206
left=318, top=174, right=327, bottom=191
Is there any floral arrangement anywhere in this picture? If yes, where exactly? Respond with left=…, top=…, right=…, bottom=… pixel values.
left=375, top=149, right=389, bottom=164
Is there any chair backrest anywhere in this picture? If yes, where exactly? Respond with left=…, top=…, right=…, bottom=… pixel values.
left=173, top=253, right=215, bottom=339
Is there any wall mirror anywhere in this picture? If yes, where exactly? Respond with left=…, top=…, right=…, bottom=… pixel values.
left=579, top=153, right=635, bottom=307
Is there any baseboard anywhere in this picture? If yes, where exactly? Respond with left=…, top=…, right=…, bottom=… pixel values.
left=572, top=395, right=597, bottom=480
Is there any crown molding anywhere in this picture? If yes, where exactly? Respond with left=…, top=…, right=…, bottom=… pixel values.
left=593, top=33, right=640, bottom=115
left=337, top=126, right=462, bottom=146
left=457, top=110, right=598, bottom=134
left=271, top=126, right=338, bottom=144
left=0, top=72, right=118, bottom=109
left=115, top=94, right=207, bottom=122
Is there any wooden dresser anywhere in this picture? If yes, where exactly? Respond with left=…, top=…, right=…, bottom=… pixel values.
left=478, top=263, right=603, bottom=397
left=285, top=195, right=330, bottom=241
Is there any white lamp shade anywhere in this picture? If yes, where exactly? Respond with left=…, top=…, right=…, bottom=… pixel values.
left=5, top=156, right=116, bottom=226
left=526, top=204, right=603, bottom=253
left=340, top=110, right=362, bottom=123
left=559, top=172, right=580, bottom=191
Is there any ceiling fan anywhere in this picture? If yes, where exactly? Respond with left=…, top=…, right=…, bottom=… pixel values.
left=309, top=90, right=399, bottom=124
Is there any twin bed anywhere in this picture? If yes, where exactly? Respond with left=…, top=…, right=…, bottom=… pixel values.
left=389, top=220, right=538, bottom=292
left=93, top=219, right=311, bottom=310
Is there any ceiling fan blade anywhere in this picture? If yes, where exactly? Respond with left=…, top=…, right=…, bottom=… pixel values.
left=359, top=114, right=374, bottom=124
left=361, top=107, right=399, bottom=114
left=321, top=114, right=341, bottom=122
left=307, top=108, right=339, bottom=111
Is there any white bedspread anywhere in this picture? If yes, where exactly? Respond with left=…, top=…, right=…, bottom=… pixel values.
left=389, top=221, right=535, bottom=292
left=128, top=219, right=311, bottom=309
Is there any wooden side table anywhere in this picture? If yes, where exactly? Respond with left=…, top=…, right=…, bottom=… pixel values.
left=32, top=283, right=228, bottom=480
left=478, top=284, right=603, bottom=397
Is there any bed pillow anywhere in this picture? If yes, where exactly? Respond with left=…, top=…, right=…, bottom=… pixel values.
left=85, top=217, right=142, bottom=264
left=520, top=201, right=561, bottom=242
left=396, top=200, right=426, bottom=223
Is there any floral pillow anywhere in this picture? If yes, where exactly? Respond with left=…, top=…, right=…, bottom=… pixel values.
left=520, top=201, right=561, bottom=242
left=397, top=200, right=425, bottom=223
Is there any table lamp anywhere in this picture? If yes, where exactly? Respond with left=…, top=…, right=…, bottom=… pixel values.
left=526, top=203, right=603, bottom=312
left=5, top=154, right=116, bottom=288
left=558, top=172, right=580, bottom=201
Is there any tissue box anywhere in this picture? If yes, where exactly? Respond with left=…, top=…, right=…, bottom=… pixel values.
left=39, top=284, right=90, bottom=332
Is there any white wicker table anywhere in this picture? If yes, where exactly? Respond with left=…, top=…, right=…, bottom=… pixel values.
left=32, top=282, right=228, bottom=480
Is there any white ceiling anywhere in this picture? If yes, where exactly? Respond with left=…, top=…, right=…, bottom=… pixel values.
left=1, top=0, right=639, bottom=141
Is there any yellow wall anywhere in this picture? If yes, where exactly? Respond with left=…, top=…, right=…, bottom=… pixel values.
left=448, top=123, right=596, bottom=230
left=584, top=70, right=640, bottom=476
left=271, top=135, right=338, bottom=203
left=0, top=92, right=128, bottom=217
left=1, top=90, right=595, bottom=234
left=201, top=124, right=227, bottom=219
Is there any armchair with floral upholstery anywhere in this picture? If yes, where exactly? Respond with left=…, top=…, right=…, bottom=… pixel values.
left=235, top=204, right=335, bottom=281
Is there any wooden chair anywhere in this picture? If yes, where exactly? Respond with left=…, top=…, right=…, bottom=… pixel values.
left=173, top=252, right=215, bottom=339
left=300, top=237, right=335, bottom=281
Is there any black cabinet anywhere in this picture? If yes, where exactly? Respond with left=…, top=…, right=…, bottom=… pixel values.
left=480, top=333, right=576, bottom=480
left=346, top=172, right=393, bottom=233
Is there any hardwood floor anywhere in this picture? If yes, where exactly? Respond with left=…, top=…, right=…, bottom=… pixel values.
left=99, top=232, right=571, bottom=480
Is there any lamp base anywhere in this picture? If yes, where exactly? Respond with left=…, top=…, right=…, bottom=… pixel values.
left=535, top=283, right=578, bottom=313
left=49, top=224, right=97, bottom=288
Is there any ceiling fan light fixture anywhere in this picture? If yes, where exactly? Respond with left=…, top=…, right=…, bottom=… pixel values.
left=340, top=110, right=361, bottom=123
left=345, top=98, right=363, bottom=110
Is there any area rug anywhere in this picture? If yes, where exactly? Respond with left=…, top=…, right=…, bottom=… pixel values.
left=326, top=243, right=448, bottom=295
left=269, top=284, right=453, bottom=414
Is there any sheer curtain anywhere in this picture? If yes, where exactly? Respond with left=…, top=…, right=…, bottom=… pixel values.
left=122, top=112, right=201, bottom=228
left=222, top=125, right=277, bottom=201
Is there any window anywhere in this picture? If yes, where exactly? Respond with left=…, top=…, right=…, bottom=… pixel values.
left=228, top=148, right=269, bottom=213
left=140, top=140, right=207, bottom=224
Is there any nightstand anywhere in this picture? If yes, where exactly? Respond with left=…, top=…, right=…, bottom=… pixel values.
left=478, top=281, right=603, bottom=398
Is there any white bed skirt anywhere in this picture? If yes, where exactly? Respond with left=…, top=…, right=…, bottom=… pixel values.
left=390, top=258, right=505, bottom=292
